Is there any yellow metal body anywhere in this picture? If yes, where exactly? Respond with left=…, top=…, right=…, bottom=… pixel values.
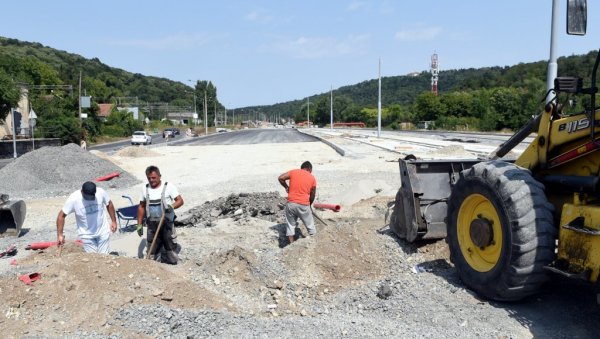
left=516, top=106, right=600, bottom=282
left=457, top=194, right=503, bottom=272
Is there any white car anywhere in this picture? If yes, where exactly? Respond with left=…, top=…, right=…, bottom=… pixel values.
left=131, top=131, right=152, bottom=145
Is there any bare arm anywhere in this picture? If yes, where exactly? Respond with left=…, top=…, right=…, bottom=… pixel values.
left=137, top=201, right=146, bottom=225
left=106, top=200, right=118, bottom=232
left=56, top=211, right=67, bottom=245
left=172, top=195, right=184, bottom=209
left=309, top=187, right=316, bottom=205
left=278, top=172, right=290, bottom=192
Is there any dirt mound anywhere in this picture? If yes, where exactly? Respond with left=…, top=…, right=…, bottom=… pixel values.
left=115, top=146, right=161, bottom=158
left=177, top=192, right=286, bottom=227
left=0, top=143, right=140, bottom=199
left=1, top=245, right=232, bottom=336
left=425, top=145, right=474, bottom=158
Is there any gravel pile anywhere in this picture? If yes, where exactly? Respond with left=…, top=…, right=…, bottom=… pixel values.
left=177, top=192, right=287, bottom=228
left=0, top=143, right=140, bottom=199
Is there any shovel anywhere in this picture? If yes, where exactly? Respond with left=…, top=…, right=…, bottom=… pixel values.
left=145, top=212, right=166, bottom=260
left=311, top=206, right=328, bottom=226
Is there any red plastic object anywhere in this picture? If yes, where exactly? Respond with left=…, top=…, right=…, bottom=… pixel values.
left=18, top=272, right=41, bottom=285
left=25, top=239, right=83, bottom=250
left=10, top=259, right=17, bottom=266
left=95, top=171, right=120, bottom=182
left=313, top=203, right=341, bottom=212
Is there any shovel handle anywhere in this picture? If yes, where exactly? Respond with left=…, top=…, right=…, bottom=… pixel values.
left=145, top=213, right=166, bottom=260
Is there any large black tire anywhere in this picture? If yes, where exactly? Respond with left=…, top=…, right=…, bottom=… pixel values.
left=447, top=160, right=556, bottom=301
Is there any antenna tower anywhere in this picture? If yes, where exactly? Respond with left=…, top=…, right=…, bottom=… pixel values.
left=431, top=53, right=439, bottom=95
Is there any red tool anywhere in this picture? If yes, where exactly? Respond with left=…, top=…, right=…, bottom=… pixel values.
left=313, top=203, right=341, bottom=212
left=26, top=239, right=83, bottom=250
left=0, top=244, right=17, bottom=258
left=95, top=171, right=120, bottom=182
left=18, top=273, right=41, bottom=285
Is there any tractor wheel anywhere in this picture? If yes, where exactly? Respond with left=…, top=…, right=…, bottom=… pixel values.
left=447, top=160, right=556, bottom=301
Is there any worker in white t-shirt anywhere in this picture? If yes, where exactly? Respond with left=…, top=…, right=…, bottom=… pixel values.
left=56, top=181, right=118, bottom=253
left=136, top=165, right=184, bottom=264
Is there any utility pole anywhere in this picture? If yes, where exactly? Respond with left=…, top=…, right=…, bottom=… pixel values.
left=307, top=97, right=310, bottom=128
left=204, top=91, right=208, bottom=135
left=193, top=92, right=197, bottom=126
left=377, top=58, right=382, bottom=138
left=11, top=109, right=17, bottom=159
left=78, top=71, right=82, bottom=123
left=330, top=85, right=333, bottom=131
left=547, top=0, right=560, bottom=104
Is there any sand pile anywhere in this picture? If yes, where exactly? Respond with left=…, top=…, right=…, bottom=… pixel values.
left=0, top=143, right=140, bottom=199
left=115, top=146, right=161, bottom=158
left=425, top=145, right=475, bottom=158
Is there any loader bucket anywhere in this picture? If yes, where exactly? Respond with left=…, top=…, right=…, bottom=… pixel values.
left=390, top=158, right=481, bottom=242
left=0, top=196, right=26, bottom=237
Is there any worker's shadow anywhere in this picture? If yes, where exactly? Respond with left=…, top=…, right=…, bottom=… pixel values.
left=271, top=223, right=303, bottom=248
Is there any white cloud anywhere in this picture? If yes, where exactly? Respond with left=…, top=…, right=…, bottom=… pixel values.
left=245, top=9, right=273, bottom=24
left=271, top=34, right=371, bottom=59
left=395, top=26, right=442, bottom=41
left=109, top=33, right=212, bottom=50
left=347, top=1, right=365, bottom=11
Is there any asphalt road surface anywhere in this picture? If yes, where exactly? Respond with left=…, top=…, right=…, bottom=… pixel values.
left=178, top=129, right=319, bottom=146
left=88, top=133, right=177, bottom=153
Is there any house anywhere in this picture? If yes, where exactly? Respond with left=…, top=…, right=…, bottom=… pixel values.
left=0, top=86, right=31, bottom=140
left=97, top=103, right=113, bottom=121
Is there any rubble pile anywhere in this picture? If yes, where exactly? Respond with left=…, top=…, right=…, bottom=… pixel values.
left=176, top=192, right=287, bottom=227
left=0, top=143, right=140, bottom=199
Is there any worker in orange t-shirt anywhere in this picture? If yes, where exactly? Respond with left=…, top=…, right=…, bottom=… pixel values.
left=278, top=161, right=317, bottom=244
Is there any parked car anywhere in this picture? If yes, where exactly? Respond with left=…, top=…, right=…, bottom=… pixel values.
left=131, top=131, right=152, bottom=145
left=163, top=127, right=181, bottom=138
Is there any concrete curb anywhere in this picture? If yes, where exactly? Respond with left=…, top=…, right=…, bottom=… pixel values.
left=298, top=129, right=346, bottom=156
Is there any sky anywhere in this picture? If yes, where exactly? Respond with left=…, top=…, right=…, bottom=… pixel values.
left=2, top=1, right=599, bottom=108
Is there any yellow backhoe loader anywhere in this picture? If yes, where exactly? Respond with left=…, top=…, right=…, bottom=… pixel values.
left=389, top=0, right=598, bottom=301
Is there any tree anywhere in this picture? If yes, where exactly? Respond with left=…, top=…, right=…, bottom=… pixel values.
left=103, top=107, right=143, bottom=136
left=0, top=70, right=21, bottom=122
left=413, top=92, right=446, bottom=122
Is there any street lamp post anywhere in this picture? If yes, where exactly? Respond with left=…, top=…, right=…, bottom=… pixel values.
left=11, top=109, right=17, bottom=159
left=204, top=91, right=208, bottom=135
left=193, top=92, right=197, bottom=127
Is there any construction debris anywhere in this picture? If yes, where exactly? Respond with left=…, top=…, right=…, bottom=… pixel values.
left=176, top=192, right=286, bottom=227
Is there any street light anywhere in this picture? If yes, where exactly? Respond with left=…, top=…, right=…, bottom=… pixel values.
left=188, top=79, right=207, bottom=135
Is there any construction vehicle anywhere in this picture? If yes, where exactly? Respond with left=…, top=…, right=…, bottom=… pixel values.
left=389, top=0, right=598, bottom=301
left=0, top=193, right=26, bottom=237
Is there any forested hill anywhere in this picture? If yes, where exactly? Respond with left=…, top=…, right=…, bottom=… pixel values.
left=237, top=50, right=598, bottom=117
left=0, top=36, right=193, bottom=103
left=1, top=35, right=597, bottom=131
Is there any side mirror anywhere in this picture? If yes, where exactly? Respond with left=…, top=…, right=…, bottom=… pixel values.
left=567, top=0, right=587, bottom=35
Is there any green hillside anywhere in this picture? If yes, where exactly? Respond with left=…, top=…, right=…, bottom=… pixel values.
left=238, top=50, right=598, bottom=131
left=0, top=35, right=598, bottom=142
